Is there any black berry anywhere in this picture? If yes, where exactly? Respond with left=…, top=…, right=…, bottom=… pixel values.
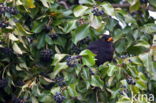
left=92, top=7, right=104, bottom=16
left=40, top=49, right=53, bottom=63
left=66, top=56, right=82, bottom=67
left=71, top=45, right=81, bottom=54
left=0, top=21, right=9, bottom=28
left=49, top=34, right=58, bottom=40
left=140, top=0, right=148, bottom=3
left=126, top=77, right=136, bottom=85
left=43, top=25, right=51, bottom=33
left=0, top=47, right=13, bottom=56
left=55, top=77, right=66, bottom=87
left=54, top=92, right=65, bottom=103
left=42, top=83, right=55, bottom=90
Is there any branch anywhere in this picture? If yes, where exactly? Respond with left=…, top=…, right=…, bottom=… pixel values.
left=112, top=3, right=155, bottom=11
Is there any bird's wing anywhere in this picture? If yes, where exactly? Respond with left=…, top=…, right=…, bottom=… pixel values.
left=87, top=45, right=99, bottom=54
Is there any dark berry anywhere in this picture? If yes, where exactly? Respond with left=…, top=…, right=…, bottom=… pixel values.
left=55, top=77, right=66, bottom=87
left=0, top=47, right=13, bottom=56
left=0, top=21, right=9, bottom=28
left=71, top=45, right=81, bottom=54
left=42, top=83, right=55, bottom=90
left=126, top=77, right=136, bottom=85
left=54, top=92, right=65, bottom=103
left=40, top=49, right=53, bottom=63
left=0, top=79, right=8, bottom=88
left=27, top=36, right=34, bottom=43
left=92, top=7, right=104, bottom=16
left=43, top=25, right=51, bottom=33
left=49, top=34, right=58, bottom=39
left=0, top=7, right=5, bottom=14
left=140, top=0, right=148, bottom=3
left=66, top=56, right=82, bottom=67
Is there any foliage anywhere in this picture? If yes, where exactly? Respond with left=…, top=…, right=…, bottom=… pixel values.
left=0, top=0, right=156, bottom=103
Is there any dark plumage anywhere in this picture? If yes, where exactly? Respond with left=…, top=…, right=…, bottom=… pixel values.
left=87, top=35, right=114, bottom=66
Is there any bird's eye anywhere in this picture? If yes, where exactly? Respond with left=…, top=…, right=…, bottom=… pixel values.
left=107, top=37, right=113, bottom=42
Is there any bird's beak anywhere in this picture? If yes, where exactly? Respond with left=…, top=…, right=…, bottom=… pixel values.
left=107, top=37, right=113, bottom=42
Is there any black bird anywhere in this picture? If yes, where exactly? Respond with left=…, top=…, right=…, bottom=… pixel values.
left=87, top=35, right=114, bottom=66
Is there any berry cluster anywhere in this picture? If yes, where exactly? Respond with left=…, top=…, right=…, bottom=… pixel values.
left=0, top=79, right=8, bottom=88
left=42, top=83, right=54, bottom=90
left=126, top=77, right=136, bottom=85
left=66, top=56, right=82, bottom=67
left=49, top=34, right=58, bottom=40
left=0, top=3, right=18, bottom=15
left=92, top=7, right=104, bottom=16
left=55, top=77, right=66, bottom=87
left=0, top=47, right=13, bottom=56
left=54, top=92, right=65, bottom=103
left=71, top=45, right=81, bottom=54
left=140, top=0, right=148, bottom=3
left=43, top=25, right=51, bottom=33
left=0, top=21, right=9, bottom=28
left=12, top=96, right=25, bottom=103
left=40, top=49, right=53, bottom=63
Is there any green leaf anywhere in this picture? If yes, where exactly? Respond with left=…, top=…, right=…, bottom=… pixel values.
left=67, top=83, right=78, bottom=97
left=22, top=0, right=36, bottom=8
left=140, top=23, right=156, bottom=34
left=81, top=68, right=90, bottom=80
left=37, top=34, right=46, bottom=49
left=52, top=54, right=67, bottom=66
left=64, top=20, right=77, bottom=33
left=80, top=49, right=96, bottom=66
left=72, top=24, right=90, bottom=44
left=90, top=75, right=104, bottom=89
left=127, top=0, right=140, bottom=12
left=13, top=43, right=23, bottom=55
left=134, top=40, right=150, bottom=49
left=40, top=0, right=53, bottom=8
left=51, top=87, right=61, bottom=95
left=107, top=64, right=117, bottom=77
left=49, top=62, right=68, bottom=79
left=73, top=5, right=88, bottom=17
left=79, top=0, right=96, bottom=5
left=9, top=34, right=19, bottom=41
left=101, top=2, right=115, bottom=16
left=149, top=0, right=156, bottom=8
left=45, top=35, right=53, bottom=45
left=31, top=21, right=45, bottom=33
left=15, top=23, right=32, bottom=36
left=90, top=15, right=102, bottom=29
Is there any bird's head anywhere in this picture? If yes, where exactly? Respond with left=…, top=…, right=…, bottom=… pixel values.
left=101, top=35, right=113, bottom=42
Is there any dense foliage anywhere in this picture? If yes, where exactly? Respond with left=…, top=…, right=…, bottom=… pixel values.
left=0, top=0, right=156, bottom=103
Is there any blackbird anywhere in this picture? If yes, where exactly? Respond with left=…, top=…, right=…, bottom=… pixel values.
left=87, top=35, right=114, bottom=66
